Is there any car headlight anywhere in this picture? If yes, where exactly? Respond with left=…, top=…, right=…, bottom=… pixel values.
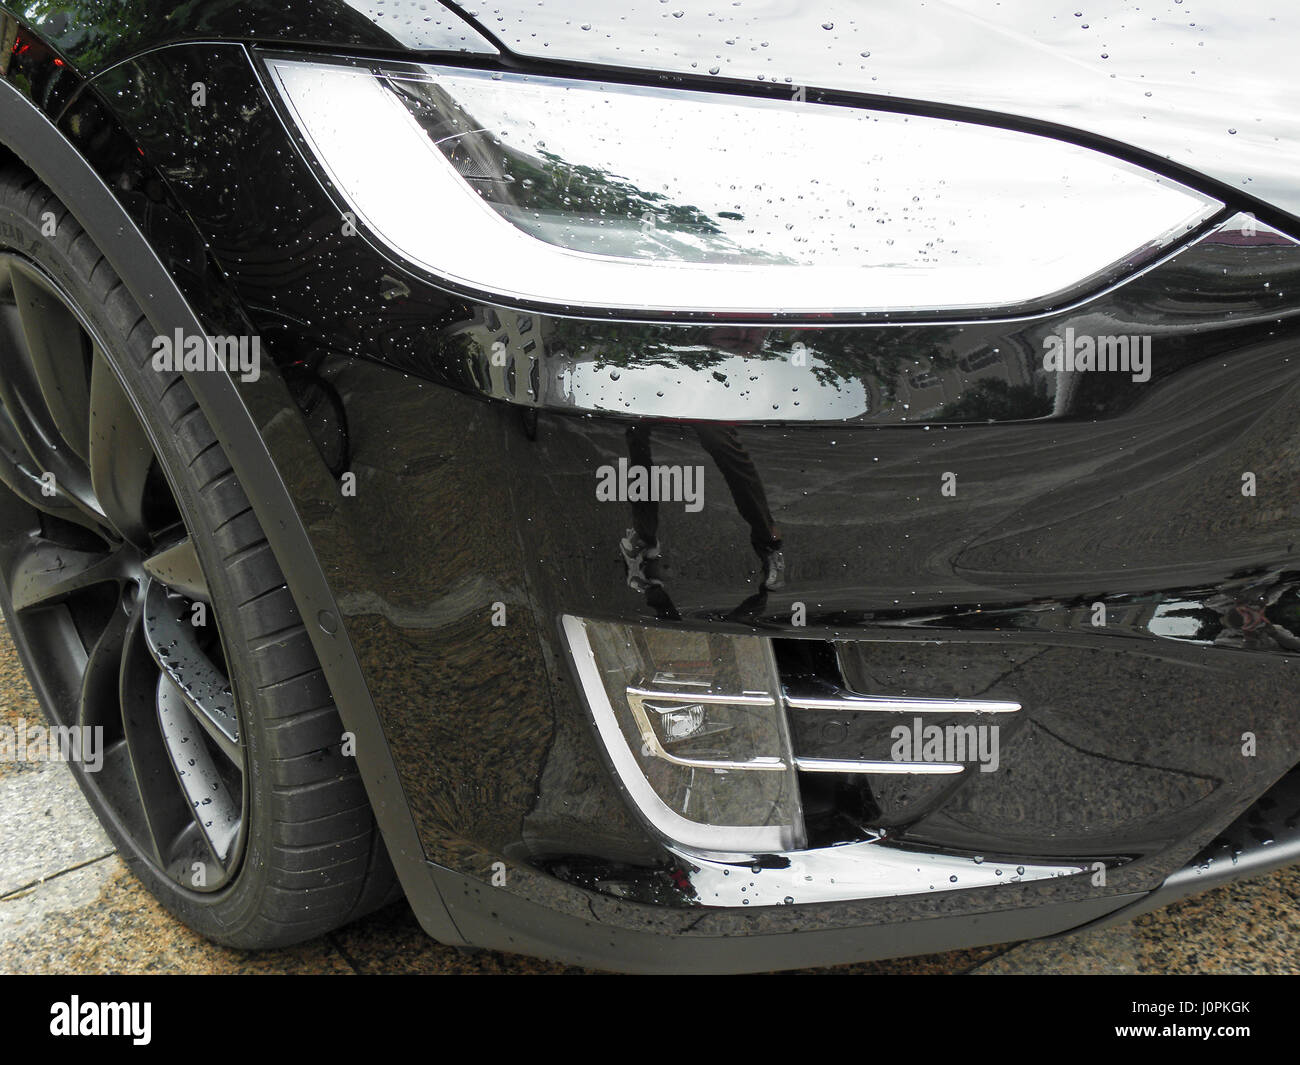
left=263, top=55, right=1222, bottom=318
left=562, top=615, right=804, bottom=853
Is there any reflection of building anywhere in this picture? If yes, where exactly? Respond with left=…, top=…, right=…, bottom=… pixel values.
left=445, top=305, right=556, bottom=405
left=864, top=334, right=1038, bottom=422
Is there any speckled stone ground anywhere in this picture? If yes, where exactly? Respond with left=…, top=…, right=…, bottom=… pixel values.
left=2, top=612, right=1296, bottom=975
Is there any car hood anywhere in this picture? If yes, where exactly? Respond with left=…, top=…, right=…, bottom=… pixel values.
left=24, top=0, right=1298, bottom=221
left=446, top=0, right=1298, bottom=222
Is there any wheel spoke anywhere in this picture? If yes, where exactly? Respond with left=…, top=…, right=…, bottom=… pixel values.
left=118, top=600, right=192, bottom=867
left=8, top=259, right=91, bottom=462
left=156, top=673, right=241, bottom=866
left=0, top=260, right=107, bottom=528
left=142, top=579, right=241, bottom=763
left=0, top=303, right=71, bottom=468
left=77, top=594, right=132, bottom=733
left=142, top=536, right=210, bottom=603
left=0, top=307, right=97, bottom=513
left=0, top=418, right=108, bottom=538
left=88, top=342, right=155, bottom=545
left=0, top=432, right=88, bottom=523
left=9, top=536, right=132, bottom=612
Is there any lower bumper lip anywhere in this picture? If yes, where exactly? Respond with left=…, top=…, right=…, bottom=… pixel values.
left=428, top=853, right=1146, bottom=973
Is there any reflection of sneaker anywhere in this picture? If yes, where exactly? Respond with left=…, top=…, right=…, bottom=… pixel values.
left=621, top=529, right=663, bottom=592
left=758, top=545, right=785, bottom=590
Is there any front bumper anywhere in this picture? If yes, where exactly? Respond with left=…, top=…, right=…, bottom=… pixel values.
left=49, top=38, right=1300, bottom=968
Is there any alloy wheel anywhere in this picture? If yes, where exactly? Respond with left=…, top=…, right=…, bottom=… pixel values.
left=0, top=252, right=247, bottom=893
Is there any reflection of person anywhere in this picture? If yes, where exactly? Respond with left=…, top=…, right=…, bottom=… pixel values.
left=1220, top=594, right=1300, bottom=652
left=620, top=421, right=784, bottom=593
left=1170, top=578, right=1300, bottom=652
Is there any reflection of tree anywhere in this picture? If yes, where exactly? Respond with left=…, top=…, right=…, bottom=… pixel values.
left=393, top=79, right=779, bottom=264
left=532, top=319, right=962, bottom=402
left=540, top=857, right=701, bottom=906
left=506, top=149, right=725, bottom=239
left=22, top=1, right=403, bottom=76
left=936, top=377, right=1051, bottom=421
left=768, top=329, right=959, bottom=399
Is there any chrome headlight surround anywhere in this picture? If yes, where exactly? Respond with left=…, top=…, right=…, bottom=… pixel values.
left=262, top=53, right=1223, bottom=321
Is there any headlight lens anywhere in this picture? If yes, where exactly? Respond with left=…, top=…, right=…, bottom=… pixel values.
left=265, top=56, right=1221, bottom=317
left=562, top=615, right=804, bottom=853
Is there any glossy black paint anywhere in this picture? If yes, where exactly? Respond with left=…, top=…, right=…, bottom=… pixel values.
left=1, top=3, right=1298, bottom=966
left=12, top=1, right=494, bottom=77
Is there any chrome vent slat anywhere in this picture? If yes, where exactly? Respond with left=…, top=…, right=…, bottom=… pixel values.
left=794, top=756, right=964, bottom=775
left=786, top=691, right=1021, bottom=714
left=782, top=675, right=1021, bottom=776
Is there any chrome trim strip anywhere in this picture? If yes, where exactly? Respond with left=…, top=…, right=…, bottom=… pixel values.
left=786, top=691, right=1021, bottom=714
left=626, top=687, right=776, bottom=708
left=794, top=756, right=964, bottom=775
left=626, top=687, right=788, bottom=771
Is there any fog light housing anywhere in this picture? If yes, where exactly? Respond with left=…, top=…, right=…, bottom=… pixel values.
left=563, top=615, right=805, bottom=853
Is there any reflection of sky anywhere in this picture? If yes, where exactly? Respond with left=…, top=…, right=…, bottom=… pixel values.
left=473, top=0, right=1300, bottom=220
left=560, top=352, right=868, bottom=420
left=337, top=0, right=492, bottom=50
left=434, top=67, right=1210, bottom=275
left=1148, top=600, right=1213, bottom=641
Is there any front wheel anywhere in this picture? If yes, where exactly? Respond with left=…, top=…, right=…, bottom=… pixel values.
left=0, top=165, right=397, bottom=947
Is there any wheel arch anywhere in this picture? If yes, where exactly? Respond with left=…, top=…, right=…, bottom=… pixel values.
left=0, top=66, right=465, bottom=944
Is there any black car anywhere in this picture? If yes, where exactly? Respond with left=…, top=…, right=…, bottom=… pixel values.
left=0, top=0, right=1297, bottom=974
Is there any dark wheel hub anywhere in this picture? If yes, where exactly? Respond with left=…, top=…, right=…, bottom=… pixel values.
left=0, top=252, right=247, bottom=893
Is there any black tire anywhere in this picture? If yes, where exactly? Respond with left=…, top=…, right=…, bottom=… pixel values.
left=0, top=163, right=398, bottom=948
